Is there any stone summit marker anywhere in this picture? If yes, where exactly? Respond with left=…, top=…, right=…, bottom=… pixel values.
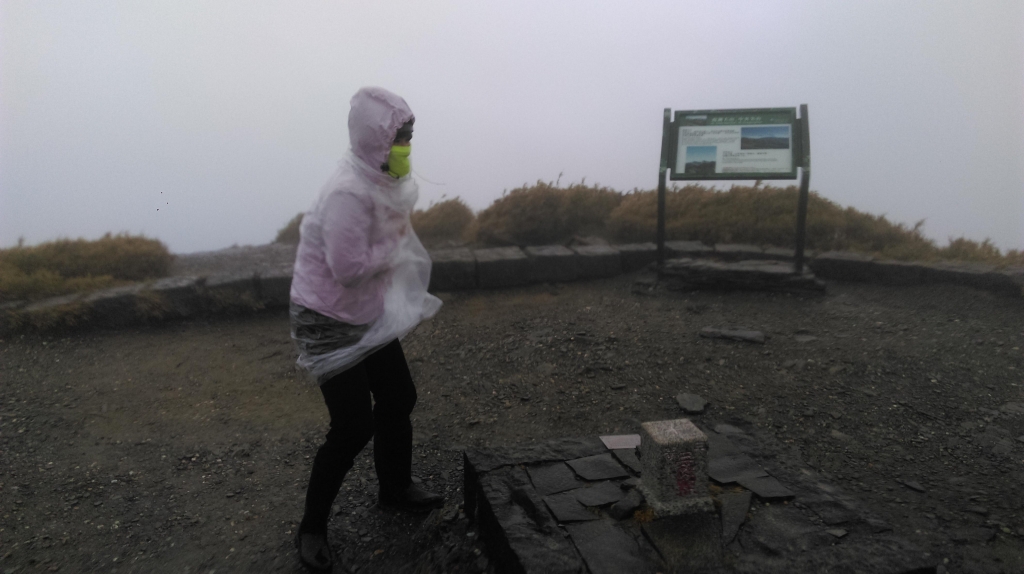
left=463, top=416, right=937, bottom=574
left=637, top=418, right=724, bottom=571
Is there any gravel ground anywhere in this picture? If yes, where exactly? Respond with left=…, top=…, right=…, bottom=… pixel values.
left=2, top=266, right=1023, bottom=573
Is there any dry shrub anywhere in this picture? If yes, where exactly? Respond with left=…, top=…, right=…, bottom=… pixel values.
left=1005, top=250, right=1024, bottom=267
left=473, top=181, right=622, bottom=245
left=0, top=267, right=119, bottom=303
left=938, top=237, right=1004, bottom=264
left=607, top=184, right=941, bottom=258
left=275, top=213, right=304, bottom=244
left=15, top=300, right=92, bottom=332
left=0, top=234, right=172, bottom=303
left=411, top=198, right=475, bottom=246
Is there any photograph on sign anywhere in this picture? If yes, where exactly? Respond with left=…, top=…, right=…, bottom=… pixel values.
left=677, top=123, right=791, bottom=175
left=669, top=109, right=798, bottom=180
left=683, top=146, right=716, bottom=176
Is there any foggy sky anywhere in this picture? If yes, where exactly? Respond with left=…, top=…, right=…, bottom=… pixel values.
left=2, top=0, right=1022, bottom=254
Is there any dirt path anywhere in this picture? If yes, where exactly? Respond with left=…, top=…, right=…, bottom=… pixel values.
left=2, top=272, right=1023, bottom=573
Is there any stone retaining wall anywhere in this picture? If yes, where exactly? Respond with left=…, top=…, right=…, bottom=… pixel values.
left=2, top=243, right=1021, bottom=334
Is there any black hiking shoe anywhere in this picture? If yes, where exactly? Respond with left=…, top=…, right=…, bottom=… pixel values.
left=295, top=529, right=333, bottom=572
left=378, top=483, right=444, bottom=513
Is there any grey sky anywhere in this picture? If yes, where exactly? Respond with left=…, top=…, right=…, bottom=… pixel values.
left=2, top=0, right=1022, bottom=254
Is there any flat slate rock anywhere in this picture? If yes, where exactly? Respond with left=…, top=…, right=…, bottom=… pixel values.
left=527, top=462, right=586, bottom=496
left=543, top=492, right=599, bottom=523
left=466, top=436, right=607, bottom=472
left=706, top=431, right=743, bottom=457
left=799, top=493, right=860, bottom=526
left=676, top=392, right=708, bottom=414
left=599, top=434, right=641, bottom=450
left=608, top=488, right=645, bottom=521
left=737, top=474, right=795, bottom=500
left=566, top=519, right=655, bottom=574
left=611, top=448, right=642, bottom=474
left=720, top=490, right=753, bottom=543
left=642, top=511, right=723, bottom=571
left=572, top=481, right=626, bottom=507
left=566, top=453, right=630, bottom=481
left=708, top=452, right=768, bottom=484
left=739, top=504, right=834, bottom=555
left=700, top=327, right=766, bottom=344
left=661, top=258, right=825, bottom=293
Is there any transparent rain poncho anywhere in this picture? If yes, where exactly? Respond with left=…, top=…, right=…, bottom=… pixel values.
left=289, top=87, right=441, bottom=383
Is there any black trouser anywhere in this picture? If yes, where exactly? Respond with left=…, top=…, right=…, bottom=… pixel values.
left=299, top=339, right=417, bottom=535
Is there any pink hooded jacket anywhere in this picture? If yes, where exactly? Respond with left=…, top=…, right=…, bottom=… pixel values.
left=290, top=87, right=418, bottom=325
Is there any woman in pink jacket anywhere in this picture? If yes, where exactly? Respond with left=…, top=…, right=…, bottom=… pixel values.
left=290, top=87, right=442, bottom=572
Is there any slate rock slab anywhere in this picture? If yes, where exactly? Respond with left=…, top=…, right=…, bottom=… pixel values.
left=149, top=275, right=203, bottom=316
left=572, top=245, right=622, bottom=279
left=617, top=242, right=658, bottom=272
left=738, top=504, right=834, bottom=555
left=82, top=283, right=146, bottom=326
left=599, top=434, right=641, bottom=450
left=543, top=492, right=599, bottom=523
left=713, top=243, right=767, bottom=261
left=566, top=519, right=655, bottom=574
left=611, top=448, right=641, bottom=474
left=524, top=245, right=579, bottom=284
left=700, top=327, right=766, bottom=344
left=662, top=259, right=825, bottom=293
left=527, top=462, right=586, bottom=496
left=665, top=240, right=712, bottom=257
left=608, top=489, right=644, bottom=521
left=736, top=475, right=795, bottom=500
left=474, top=247, right=530, bottom=289
left=676, top=392, right=708, bottom=414
left=466, top=436, right=607, bottom=472
left=572, top=481, right=625, bottom=507
left=642, top=510, right=723, bottom=571
left=428, top=247, right=477, bottom=291
left=799, top=493, right=860, bottom=525
left=566, top=453, right=630, bottom=481
left=706, top=431, right=743, bottom=457
left=708, top=452, right=768, bottom=484
left=720, top=490, right=753, bottom=543
left=257, top=264, right=293, bottom=306
left=471, top=466, right=585, bottom=574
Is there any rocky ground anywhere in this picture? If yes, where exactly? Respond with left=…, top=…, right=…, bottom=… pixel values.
left=2, top=252, right=1023, bottom=573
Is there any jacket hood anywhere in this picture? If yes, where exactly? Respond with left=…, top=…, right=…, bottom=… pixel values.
left=348, top=87, right=414, bottom=173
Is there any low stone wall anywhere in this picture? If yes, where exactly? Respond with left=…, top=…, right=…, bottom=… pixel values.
left=2, top=243, right=1021, bottom=335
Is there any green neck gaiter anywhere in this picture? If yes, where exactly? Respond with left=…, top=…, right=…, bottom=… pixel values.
left=387, top=145, right=411, bottom=178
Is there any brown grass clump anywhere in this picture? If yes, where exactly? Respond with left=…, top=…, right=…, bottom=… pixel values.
left=0, top=234, right=173, bottom=303
left=606, top=183, right=973, bottom=262
left=275, top=213, right=304, bottom=244
left=411, top=198, right=475, bottom=246
left=272, top=181, right=1022, bottom=267
left=471, top=181, right=622, bottom=245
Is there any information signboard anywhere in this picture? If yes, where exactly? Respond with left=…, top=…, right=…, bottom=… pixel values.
left=655, top=104, right=811, bottom=271
left=668, top=108, right=799, bottom=180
